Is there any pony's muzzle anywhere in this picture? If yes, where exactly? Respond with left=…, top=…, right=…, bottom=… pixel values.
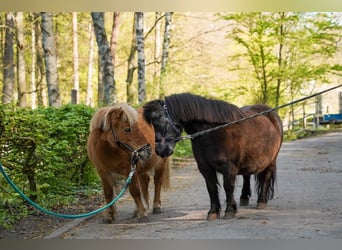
left=155, top=142, right=174, bottom=158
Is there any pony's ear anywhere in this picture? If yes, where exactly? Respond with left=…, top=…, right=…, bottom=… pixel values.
left=143, top=100, right=163, bottom=124
left=103, top=107, right=123, bottom=131
left=142, top=106, right=153, bottom=124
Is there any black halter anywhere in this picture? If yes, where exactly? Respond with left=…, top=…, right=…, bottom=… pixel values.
left=161, top=103, right=182, bottom=141
left=110, top=124, right=150, bottom=164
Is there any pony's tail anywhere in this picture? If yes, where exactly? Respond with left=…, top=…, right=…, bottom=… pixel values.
left=255, top=162, right=277, bottom=201
left=162, top=157, right=171, bottom=190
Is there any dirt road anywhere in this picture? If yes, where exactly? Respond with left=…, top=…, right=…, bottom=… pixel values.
left=57, top=131, right=342, bottom=239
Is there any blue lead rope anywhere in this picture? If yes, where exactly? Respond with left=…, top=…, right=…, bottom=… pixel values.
left=0, top=162, right=134, bottom=219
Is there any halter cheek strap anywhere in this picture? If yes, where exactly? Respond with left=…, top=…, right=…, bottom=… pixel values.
left=162, top=104, right=182, bottom=136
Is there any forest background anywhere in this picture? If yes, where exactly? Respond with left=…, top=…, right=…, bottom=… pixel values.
left=0, top=12, right=342, bottom=227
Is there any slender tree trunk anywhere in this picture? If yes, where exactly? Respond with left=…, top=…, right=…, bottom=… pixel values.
left=260, top=44, right=268, bottom=104
left=160, top=12, right=173, bottom=98
left=41, top=12, right=61, bottom=108
left=91, top=12, right=116, bottom=105
left=275, top=12, right=285, bottom=107
left=33, top=13, right=46, bottom=107
left=72, top=12, right=79, bottom=104
left=97, top=57, right=104, bottom=106
left=16, top=12, right=27, bottom=107
left=154, top=12, right=162, bottom=78
left=152, top=12, right=162, bottom=98
left=135, top=12, right=146, bottom=104
left=126, top=13, right=137, bottom=103
left=110, top=12, right=120, bottom=66
left=31, top=14, right=37, bottom=109
left=2, top=12, right=15, bottom=104
left=86, top=22, right=95, bottom=107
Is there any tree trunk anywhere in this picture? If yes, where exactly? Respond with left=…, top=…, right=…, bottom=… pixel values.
left=135, top=12, right=146, bottom=104
left=110, top=12, right=120, bottom=66
left=86, top=22, right=95, bottom=107
left=33, top=13, right=46, bottom=107
left=72, top=12, right=79, bottom=104
left=41, top=12, right=61, bottom=108
left=30, top=13, right=37, bottom=109
left=91, top=12, right=116, bottom=105
left=275, top=12, right=285, bottom=107
left=2, top=12, right=15, bottom=104
left=160, top=12, right=173, bottom=98
left=154, top=12, right=162, bottom=78
left=126, top=13, right=137, bottom=103
left=16, top=12, right=27, bottom=107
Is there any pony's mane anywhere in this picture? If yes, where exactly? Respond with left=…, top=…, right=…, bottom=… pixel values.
left=89, top=103, right=138, bottom=132
left=165, top=93, right=245, bottom=124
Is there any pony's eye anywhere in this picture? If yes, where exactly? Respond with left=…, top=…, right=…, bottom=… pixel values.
left=124, top=127, right=132, bottom=133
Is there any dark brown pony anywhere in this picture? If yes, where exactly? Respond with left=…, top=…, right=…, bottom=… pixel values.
left=143, top=93, right=283, bottom=220
left=87, top=103, right=171, bottom=223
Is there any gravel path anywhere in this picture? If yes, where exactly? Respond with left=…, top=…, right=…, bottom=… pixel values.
left=57, top=131, right=342, bottom=239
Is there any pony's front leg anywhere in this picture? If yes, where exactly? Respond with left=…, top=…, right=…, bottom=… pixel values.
left=222, top=169, right=237, bottom=219
left=199, top=165, right=221, bottom=221
left=240, top=175, right=251, bottom=206
left=100, top=174, right=117, bottom=224
left=129, top=174, right=149, bottom=222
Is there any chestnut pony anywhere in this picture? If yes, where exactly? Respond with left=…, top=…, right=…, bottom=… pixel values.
left=87, top=103, right=170, bottom=223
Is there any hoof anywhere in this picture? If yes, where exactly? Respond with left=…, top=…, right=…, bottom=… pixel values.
left=239, top=198, right=249, bottom=206
left=223, top=210, right=236, bottom=219
left=138, top=216, right=150, bottom=223
left=256, top=202, right=266, bottom=209
left=207, top=213, right=219, bottom=221
left=102, top=217, right=114, bottom=224
left=153, top=207, right=162, bottom=214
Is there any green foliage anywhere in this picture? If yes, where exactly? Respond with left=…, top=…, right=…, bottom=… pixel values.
left=173, top=137, right=193, bottom=158
left=0, top=104, right=100, bottom=228
left=220, top=12, right=342, bottom=108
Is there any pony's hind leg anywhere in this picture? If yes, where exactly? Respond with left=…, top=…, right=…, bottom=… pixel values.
left=240, top=175, right=251, bottom=206
left=255, top=161, right=276, bottom=209
left=152, top=166, right=166, bottom=214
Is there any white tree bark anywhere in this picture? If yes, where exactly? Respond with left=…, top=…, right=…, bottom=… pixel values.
left=41, top=12, right=61, bottom=108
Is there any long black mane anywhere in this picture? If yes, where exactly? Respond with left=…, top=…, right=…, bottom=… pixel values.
left=165, top=93, right=245, bottom=124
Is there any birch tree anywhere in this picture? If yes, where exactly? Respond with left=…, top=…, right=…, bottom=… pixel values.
left=86, top=22, right=95, bottom=107
left=33, top=13, right=46, bottom=107
left=72, top=12, right=79, bottom=104
left=160, top=12, right=173, bottom=98
left=154, top=12, right=162, bottom=79
left=91, top=12, right=116, bottom=105
left=110, top=12, right=120, bottom=66
left=16, top=12, right=27, bottom=107
left=2, top=12, right=15, bottom=104
left=41, top=12, right=61, bottom=107
left=126, top=14, right=136, bottom=103
left=30, top=13, right=37, bottom=109
left=135, top=12, right=146, bottom=104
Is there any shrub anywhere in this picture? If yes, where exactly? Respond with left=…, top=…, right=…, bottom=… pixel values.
left=0, top=104, right=100, bottom=227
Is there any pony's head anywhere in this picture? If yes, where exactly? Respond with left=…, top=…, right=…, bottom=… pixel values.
left=90, top=103, right=152, bottom=162
left=143, top=100, right=182, bottom=158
